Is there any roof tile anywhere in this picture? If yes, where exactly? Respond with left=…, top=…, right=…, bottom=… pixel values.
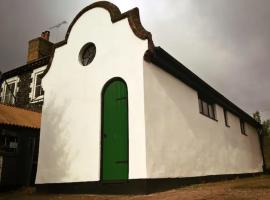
left=0, top=104, right=41, bottom=129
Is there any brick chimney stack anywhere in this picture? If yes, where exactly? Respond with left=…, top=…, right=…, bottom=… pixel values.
left=41, top=31, right=50, bottom=40
left=27, top=31, right=53, bottom=63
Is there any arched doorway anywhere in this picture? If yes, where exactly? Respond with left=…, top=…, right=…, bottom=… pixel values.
left=101, top=78, right=128, bottom=181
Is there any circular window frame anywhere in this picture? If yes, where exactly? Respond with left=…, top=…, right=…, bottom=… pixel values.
left=78, top=42, right=96, bottom=66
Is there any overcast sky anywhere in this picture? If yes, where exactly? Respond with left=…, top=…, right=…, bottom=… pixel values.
left=0, top=0, right=269, bottom=119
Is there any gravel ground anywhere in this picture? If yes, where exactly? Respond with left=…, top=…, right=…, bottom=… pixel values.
left=1, top=176, right=270, bottom=200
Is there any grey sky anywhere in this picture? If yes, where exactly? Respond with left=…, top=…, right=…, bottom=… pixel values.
left=0, top=0, right=269, bottom=119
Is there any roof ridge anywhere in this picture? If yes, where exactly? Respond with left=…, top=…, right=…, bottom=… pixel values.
left=1, top=56, right=50, bottom=78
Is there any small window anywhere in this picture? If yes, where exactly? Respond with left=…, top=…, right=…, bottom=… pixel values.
left=208, top=104, right=215, bottom=119
left=198, top=99, right=203, bottom=113
left=0, top=76, right=19, bottom=105
left=240, top=120, right=247, bottom=135
left=79, top=42, right=96, bottom=66
left=4, top=82, right=16, bottom=104
left=30, top=66, right=46, bottom=102
left=34, top=73, right=44, bottom=98
left=224, top=109, right=230, bottom=127
left=198, top=96, right=216, bottom=120
left=0, top=134, right=18, bottom=153
left=202, top=101, right=208, bottom=115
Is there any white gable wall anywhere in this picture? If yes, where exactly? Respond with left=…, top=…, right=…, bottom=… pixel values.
left=36, top=8, right=148, bottom=184
left=143, top=61, right=263, bottom=178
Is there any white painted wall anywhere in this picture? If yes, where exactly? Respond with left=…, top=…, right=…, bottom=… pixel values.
left=36, top=4, right=263, bottom=184
left=143, top=61, right=263, bottom=178
left=36, top=8, right=148, bottom=184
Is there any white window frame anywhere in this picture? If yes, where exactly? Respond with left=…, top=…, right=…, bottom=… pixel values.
left=0, top=76, right=20, bottom=105
left=29, top=66, right=46, bottom=103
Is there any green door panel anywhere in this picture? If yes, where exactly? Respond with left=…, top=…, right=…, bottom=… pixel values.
left=102, top=79, right=128, bottom=181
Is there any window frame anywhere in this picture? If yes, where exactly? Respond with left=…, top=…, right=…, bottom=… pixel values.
left=0, top=129, right=19, bottom=155
left=29, top=66, right=46, bottom=103
left=198, top=95, right=217, bottom=121
left=0, top=76, right=20, bottom=105
left=223, top=108, right=230, bottom=127
left=240, top=119, right=247, bottom=136
left=79, top=42, right=96, bottom=66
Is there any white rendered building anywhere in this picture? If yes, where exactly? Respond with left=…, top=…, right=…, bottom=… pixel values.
left=36, top=1, right=263, bottom=192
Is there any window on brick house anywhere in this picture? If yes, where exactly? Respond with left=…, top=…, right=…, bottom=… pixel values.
left=240, top=120, right=247, bottom=135
left=34, top=73, right=44, bottom=98
left=0, top=76, right=19, bottom=105
left=0, top=131, right=18, bottom=153
left=30, top=66, right=46, bottom=102
left=4, top=82, right=15, bottom=104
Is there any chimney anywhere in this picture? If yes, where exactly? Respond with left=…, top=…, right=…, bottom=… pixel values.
left=41, top=31, right=50, bottom=40
left=27, top=31, right=53, bottom=63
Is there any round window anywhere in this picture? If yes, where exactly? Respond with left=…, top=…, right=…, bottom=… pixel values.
left=79, top=42, right=96, bottom=66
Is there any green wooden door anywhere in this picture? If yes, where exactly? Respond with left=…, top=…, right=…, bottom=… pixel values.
left=102, top=79, right=128, bottom=181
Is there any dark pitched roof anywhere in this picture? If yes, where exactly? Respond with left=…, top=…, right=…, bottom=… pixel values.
left=0, top=103, right=41, bottom=129
left=149, top=47, right=261, bottom=128
left=1, top=56, right=50, bottom=79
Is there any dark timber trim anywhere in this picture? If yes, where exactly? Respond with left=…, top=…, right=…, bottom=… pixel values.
left=147, top=47, right=261, bottom=129
left=36, top=172, right=263, bottom=194
left=259, top=129, right=266, bottom=172
left=42, top=1, right=154, bottom=79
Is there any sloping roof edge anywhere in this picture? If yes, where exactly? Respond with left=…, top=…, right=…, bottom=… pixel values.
left=149, top=47, right=261, bottom=128
left=1, top=56, right=50, bottom=79
left=0, top=103, right=41, bottom=129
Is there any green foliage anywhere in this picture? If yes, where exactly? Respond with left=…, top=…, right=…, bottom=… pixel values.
left=253, top=111, right=270, bottom=136
left=262, top=120, right=270, bottom=136
left=253, top=111, right=262, bottom=124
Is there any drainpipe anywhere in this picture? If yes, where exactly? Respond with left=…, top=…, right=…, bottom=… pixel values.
left=258, top=127, right=266, bottom=173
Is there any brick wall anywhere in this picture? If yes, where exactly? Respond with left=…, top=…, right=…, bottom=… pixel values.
left=1, top=68, right=45, bottom=113
left=27, top=37, right=53, bottom=63
left=15, top=70, right=44, bottom=112
left=15, top=72, right=32, bottom=108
